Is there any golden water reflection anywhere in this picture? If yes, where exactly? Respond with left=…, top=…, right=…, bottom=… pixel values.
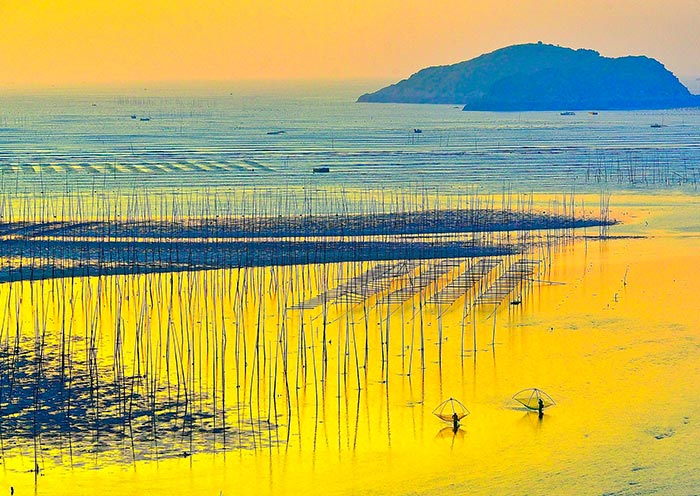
left=2, top=197, right=700, bottom=495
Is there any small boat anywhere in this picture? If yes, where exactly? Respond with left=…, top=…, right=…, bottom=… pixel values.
left=130, top=114, right=137, bottom=119
left=267, top=130, right=285, bottom=135
left=560, top=111, right=576, bottom=116
left=413, top=128, right=423, bottom=134
left=588, top=111, right=599, bottom=115
left=140, top=117, right=150, bottom=121
left=651, top=116, right=666, bottom=128
left=312, top=167, right=330, bottom=174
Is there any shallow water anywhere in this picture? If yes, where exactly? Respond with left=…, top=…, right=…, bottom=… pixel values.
left=1, top=85, right=700, bottom=494
left=0, top=194, right=699, bottom=495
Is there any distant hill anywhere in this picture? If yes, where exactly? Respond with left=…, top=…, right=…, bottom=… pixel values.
left=357, top=43, right=700, bottom=111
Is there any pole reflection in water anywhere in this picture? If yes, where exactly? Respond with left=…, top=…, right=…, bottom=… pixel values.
left=3, top=215, right=700, bottom=495
left=0, top=253, right=529, bottom=468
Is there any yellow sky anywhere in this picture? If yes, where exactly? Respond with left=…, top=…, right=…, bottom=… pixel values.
left=1, top=0, right=699, bottom=87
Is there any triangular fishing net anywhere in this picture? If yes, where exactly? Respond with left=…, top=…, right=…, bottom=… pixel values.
left=432, top=398, right=470, bottom=422
left=512, top=388, right=555, bottom=410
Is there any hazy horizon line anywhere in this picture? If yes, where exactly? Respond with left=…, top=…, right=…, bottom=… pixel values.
left=0, top=77, right=393, bottom=92
left=2, top=75, right=698, bottom=97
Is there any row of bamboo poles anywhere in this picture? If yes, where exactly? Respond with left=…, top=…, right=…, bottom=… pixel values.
left=0, top=186, right=613, bottom=475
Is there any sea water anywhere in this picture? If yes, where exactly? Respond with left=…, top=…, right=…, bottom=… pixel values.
left=1, top=83, right=700, bottom=495
left=1, top=81, right=699, bottom=195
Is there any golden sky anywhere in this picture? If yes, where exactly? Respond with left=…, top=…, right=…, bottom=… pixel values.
left=1, top=0, right=699, bottom=86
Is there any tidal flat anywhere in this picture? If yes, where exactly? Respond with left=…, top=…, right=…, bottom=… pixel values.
left=1, top=192, right=699, bottom=495
left=2, top=87, right=700, bottom=494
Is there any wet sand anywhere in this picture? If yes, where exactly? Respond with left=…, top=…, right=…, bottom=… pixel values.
left=1, top=193, right=699, bottom=495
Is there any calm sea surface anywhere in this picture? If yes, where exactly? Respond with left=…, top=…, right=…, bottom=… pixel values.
left=1, top=81, right=699, bottom=196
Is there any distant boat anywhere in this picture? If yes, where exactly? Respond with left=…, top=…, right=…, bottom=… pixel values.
left=651, top=116, right=666, bottom=128
left=413, top=128, right=423, bottom=133
left=140, top=117, right=150, bottom=121
left=267, top=130, right=285, bottom=135
left=130, top=114, right=137, bottom=119
left=312, top=167, right=330, bottom=173
left=560, top=111, right=576, bottom=116
left=589, top=111, right=599, bottom=115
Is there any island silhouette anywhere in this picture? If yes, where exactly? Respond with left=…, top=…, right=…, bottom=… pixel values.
left=358, top=42, right=700, bottom=111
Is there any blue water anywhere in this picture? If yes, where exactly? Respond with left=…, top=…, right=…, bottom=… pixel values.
left=1, top=81, right=699, bottom=195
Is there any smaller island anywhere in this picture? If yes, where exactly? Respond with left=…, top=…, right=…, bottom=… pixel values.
left=358, top=43, right=700, bottom=111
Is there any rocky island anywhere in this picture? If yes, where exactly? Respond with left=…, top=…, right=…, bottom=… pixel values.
left=358, top=43, right=700, bottom=111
